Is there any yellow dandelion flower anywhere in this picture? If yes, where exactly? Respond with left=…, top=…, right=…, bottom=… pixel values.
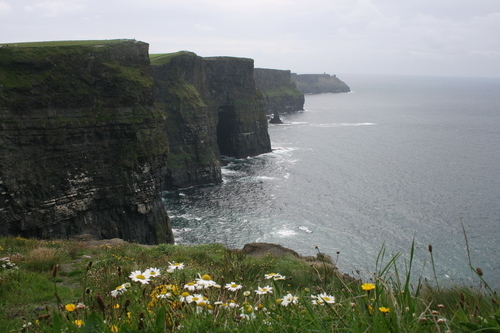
left=361, top=283, right=375, bottom=291
left=65, top=304, right=76, bottom=312
left=379, top=307, right=390, bottom=313
left=74, top=319, right=84, bottom=327
left=111, top=325, right=119, bottom=332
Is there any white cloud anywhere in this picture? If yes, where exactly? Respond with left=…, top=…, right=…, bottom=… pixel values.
left=23, top=1, right=84, bottom=17
left=0, top=0, right=12, bottom=15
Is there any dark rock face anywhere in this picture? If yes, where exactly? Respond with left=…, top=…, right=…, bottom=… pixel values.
left=152, top=52, right=222, bottom=189
left=0, top=41, right=174, bottom=244
left=152, top=53, right=271, bottom=189
left=254, top=68, right=304, bottom=114
left=292, top=73, right=350, bottom=94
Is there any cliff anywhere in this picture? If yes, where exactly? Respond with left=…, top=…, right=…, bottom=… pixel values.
left=292, top=73, right=350, bottom=94
left=152, top=52, right=271, bottom=189
left=0, top=40, right=174, bottom=244
left=254, top=68, right=304, bottom=114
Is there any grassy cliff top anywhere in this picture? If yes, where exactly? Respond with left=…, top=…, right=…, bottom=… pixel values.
left=0, top=236, right=497, bottom=332
left=0, top=39, right=140, bottom=48
left=149, top=50, right=197, bottom=66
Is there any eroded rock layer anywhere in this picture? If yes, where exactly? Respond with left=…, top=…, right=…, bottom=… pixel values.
left=0, top=40, right=173, bottom=244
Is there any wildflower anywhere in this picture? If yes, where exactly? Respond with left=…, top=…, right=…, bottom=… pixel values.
left=361, top=283, right=375, bottom=291
left=111, top=325, right=119, bottom=332
left=311, top=293, right=335, bottom=305
left=184, top=282, right=197, bottom=291
left=281, top=293, right=299, bottom=306
left=195, top=274, right=221, bottom=289
left=65, top=304, right=77, bottom=312
left=265, top=273, right=286, bottom=280
left=255, top=286, right=273, bottom=295
left=167, top=262, right=185, bottom=272
left=76, top=303, right=87, bottom=310
left=239, top=305, right=256, bottom=320
left=243, top=291, right=251, bottom=297
left=225, top=282, right=243, bottom=292
left=111, top=283, right=128, bottom=297
left=129, top=270, right=151, bottom=284
left=113, top=304, right=120, bottom=309
left=74, top=319, right=84, bottom=327
left=145, top=267, right=161, bottom=278
left=379, top=307, right=390, bottom=313
left=180, top=292, right=190, bottom=302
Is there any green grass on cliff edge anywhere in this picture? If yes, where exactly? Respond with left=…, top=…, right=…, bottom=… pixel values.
left=0, top=39, right=137, bottom=48
left=1, top=236, right=498, bottom=332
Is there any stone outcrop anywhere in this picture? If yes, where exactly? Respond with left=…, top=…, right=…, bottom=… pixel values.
left=292, top=73, right=350, bottom=94
left=152, top=52, right=272, bottom=189
left=254, top=68, right=304, bottom=114
left=0, top=40, right=173, bottom=244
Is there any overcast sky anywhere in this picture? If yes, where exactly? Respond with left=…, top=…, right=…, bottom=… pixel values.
left=1, top=0, right=499, bottom=77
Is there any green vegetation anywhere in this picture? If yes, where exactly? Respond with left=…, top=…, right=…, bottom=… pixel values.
left=260, top=86, right=304, bottom=99
left=0, top=39, right=136, bottom=48
left=1, top=237, right=498, bottom=332
left=149, top=51, right=196, bottom=66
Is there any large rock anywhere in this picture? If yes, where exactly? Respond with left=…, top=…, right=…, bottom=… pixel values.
left=152, top=52, right=272, bottom=189
left=0, top=40, right=173, bottom=244
left=254, top=68, right=304, bottom=114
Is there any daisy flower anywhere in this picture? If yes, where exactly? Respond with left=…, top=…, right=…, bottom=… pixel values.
left=195, top=274, right=221, bottom=289
left=312, top=293, right=335, bottom=305
left=281, top=293, right=299, bottom=306
left=255, top=285, right=273, bottom=295
left=129, top=270, right=151, bottom=284
left=264, top=273, right=286, bottom=280
left=167, top=262, right=185, bottom=272
left=145, top=267, right=161, bottom=278
left=110, top=283, right=129, bottom=297
left=184, top=281, right=198, bottom=291
left=225, top=282, right=243, bottom=292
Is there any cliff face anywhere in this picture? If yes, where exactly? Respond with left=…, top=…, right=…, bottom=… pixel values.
left=151, top=52, right=221, bottom=189
left=292, top=73, right=350, bottom=94
left=152, top=52, right=271, bottom=189
left=254, top=68, right=304, bottom=114
left=0, top=40, right=174, bottom=244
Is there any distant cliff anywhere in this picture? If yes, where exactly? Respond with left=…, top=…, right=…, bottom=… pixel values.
left=152, top=52, right=271, bottom=189
left=254, top=68, right=304, bottom=114
left=0, top=40, right=173, bottom=244
left=292, top=73, right=350, bottom=94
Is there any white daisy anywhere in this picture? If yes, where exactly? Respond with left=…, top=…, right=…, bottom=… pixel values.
left=129, top=270, right=151, bottom=284
left=255, top=285, right=273, bottom=295
left=145, top=267, right=161, bottom=278
left=281, top=293, right=299, bottom=306
left=225, top=282, right=243, bottom=292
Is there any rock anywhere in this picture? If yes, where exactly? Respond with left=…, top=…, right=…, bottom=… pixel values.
left=0, top=40, right=173, bottom=244
left=269, top=112, right=283, bottom=124
left=241, top=242, right=301, bottom=258
left=152, top=52, right=272, bottom=188
left=254, top=68, right=304, bottom=114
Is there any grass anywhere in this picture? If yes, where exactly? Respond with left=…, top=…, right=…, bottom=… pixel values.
left=0, top=237, right=498, bottom=332
left=0, top=39, right=137, bottom=48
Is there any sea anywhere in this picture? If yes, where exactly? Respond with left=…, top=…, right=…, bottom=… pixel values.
left=163, top=74, right=500, bottom=289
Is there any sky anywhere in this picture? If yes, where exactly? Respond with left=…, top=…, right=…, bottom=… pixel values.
left=1, top=0, right=499, bottom=78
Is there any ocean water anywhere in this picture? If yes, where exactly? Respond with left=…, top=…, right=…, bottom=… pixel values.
left=163, top=74, right=500, bottom=288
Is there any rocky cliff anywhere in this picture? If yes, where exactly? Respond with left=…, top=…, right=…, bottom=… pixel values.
left=254, top=68, right=304, bottom=114
left=152, top=52, right=271, bottom=189
left=0, top=40, right=174, bottom=244
left=292, top=73, right=350, bottom=94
